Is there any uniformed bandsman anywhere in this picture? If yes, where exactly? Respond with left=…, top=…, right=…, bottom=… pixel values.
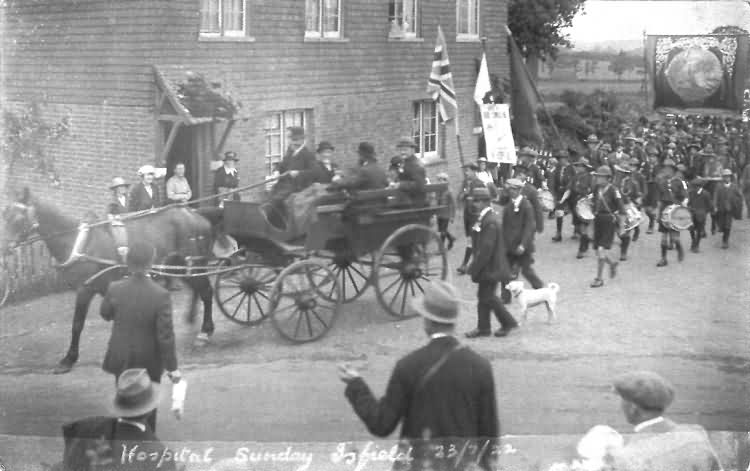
left=656, top=159, right=688, bottom=267
left=551, top=150, right=576, bottom=242
left=457, top=163, right=495, bottom=274
left=642, top=150, right=660, bottom=233
left=615, top=162, right=640, bottom=261
left=688, top=177, right=713, bottom=253
left=573, top=158, right=595, bottom=259
left=589, top=166, right=626, bottom=288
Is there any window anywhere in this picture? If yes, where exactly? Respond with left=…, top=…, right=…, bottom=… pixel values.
left=457, top=0, right=479, bottom=39
left=412, top=101, right=440, bottom=161
left=200, top=0, right=246, bottom=37
left=306, top=0, right=341, bottom=38
left=263, top=110, right=310, bottom=175
left=388, top=0, right=418, bottom=38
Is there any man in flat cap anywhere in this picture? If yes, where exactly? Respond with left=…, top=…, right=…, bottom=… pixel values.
left=316, top=141, right=337, bottom=183
left=394, top=136, right=428, bottom=205
left=327, top=142, right=388, bottom=192
left=502, top=178, right=543, bottom=294
left=610, top=371, right=722, bottom=471
left=457, top=163, right=496, bottom=274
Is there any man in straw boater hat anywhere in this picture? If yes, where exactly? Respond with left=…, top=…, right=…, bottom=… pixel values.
left=608, top=370, right=722, bottom=471
left=100, top=240, right=181, bottom=432
left=466, top=186, right=520, bottom=337
left=589, top=166, right=626, bottom=288
left=339, top=280, right=500, bottom=471
left=60, top=368, right=177, bottom=471
left=656, top=158, right=688, bottom=267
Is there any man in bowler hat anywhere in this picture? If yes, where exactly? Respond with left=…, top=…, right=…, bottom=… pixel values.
left=100, top=240, right=181, bottom=432
left=465, top=187, right=519, bottom=338
left=339, top=280, right=500, bottom=471
left=327, top=142, right=388, bottom=192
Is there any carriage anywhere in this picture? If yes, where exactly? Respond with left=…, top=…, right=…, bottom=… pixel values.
left=208, top=183, right=450, bottom=343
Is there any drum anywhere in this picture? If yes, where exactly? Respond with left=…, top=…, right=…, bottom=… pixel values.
left=661, top=204, right=693, bottom=231
left=621, top=203, right=644, bottom=232
left=575, top=195, right=594, bottom=222
left=539, top=189, right=555, bottom=212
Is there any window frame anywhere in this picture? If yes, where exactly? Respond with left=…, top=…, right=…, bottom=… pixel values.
left=200, top=0, right=247, bottom=38
left=388, top=0, right=419, bottom=39
left=456, top=0, right=480, bottom=40
left=263, top=110, right=311, bottom=176
left=305, top=0, right=343, bottom=39
left=412, top=100, right=441, bottom=162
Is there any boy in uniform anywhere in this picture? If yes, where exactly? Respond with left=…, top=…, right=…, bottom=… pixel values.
left=590, top=166, right=626, bottom=288
left=615, top=163, right=641, bottom=261
left=656, top=159, right=688, bottom=267
left=688, top=177, right=713, bottom=253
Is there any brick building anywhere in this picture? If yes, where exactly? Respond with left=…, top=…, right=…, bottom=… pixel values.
left=2, top=0, right=509, bottom=216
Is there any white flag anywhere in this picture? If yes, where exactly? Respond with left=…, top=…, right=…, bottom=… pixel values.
left=474, top=52, right=491, bottom=106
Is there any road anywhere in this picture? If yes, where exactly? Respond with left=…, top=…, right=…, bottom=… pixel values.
left=1, top=214, right=749, bottom=449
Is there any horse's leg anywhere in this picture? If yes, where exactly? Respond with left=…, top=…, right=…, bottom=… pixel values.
left=54, top=286, right=96, bottom=374
left=189, top=275, right=214, bottom=346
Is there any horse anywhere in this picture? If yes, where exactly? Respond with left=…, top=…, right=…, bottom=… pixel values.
left=2, top=187, right=216, bottom=374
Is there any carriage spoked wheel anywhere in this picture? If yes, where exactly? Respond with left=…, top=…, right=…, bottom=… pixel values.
left=214, top=249, right=277, bottom=326
left=373, top=224, right=447, bottom=319
left=317, top=251, right=373, bottom=303
left=269, top=259, right=341, bottom=343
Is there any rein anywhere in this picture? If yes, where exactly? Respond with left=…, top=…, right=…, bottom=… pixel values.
left=7, top=174, right=285, bottom=249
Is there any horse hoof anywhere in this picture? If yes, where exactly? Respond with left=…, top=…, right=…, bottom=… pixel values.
left=193, top=333, right=210, bottom=347
left=53, top=361, right=73, bottom=374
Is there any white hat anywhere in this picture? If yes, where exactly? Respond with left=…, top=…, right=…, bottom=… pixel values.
left=138, top=165, right=156, bottom=176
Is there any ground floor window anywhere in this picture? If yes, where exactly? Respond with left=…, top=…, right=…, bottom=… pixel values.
left=263, top=110, right=311, bottom=175
left=412, top=100, right=440, bottom=161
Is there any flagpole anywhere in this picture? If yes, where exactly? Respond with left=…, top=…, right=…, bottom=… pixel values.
left=643, top=29, right=649, bottom=110
left=505, top=25, right=564, bottom=151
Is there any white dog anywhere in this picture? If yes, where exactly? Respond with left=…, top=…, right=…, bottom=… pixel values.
left=505, top=280, right=560, bottom=324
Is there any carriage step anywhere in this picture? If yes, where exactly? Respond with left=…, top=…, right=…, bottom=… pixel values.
left=267, top=239, right=306, bottom=256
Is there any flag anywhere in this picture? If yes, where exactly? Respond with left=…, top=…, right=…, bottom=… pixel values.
left=427, top=25, right=457, bottom=123
left=506, top=25, right=544, bottom=147
left=474, top=52, right=491, bottom=106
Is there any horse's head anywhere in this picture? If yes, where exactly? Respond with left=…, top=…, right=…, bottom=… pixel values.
left=2, top=187, right=40, bottom=249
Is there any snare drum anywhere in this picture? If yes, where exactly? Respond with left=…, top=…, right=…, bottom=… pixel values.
left=539, top=189, right=555, bottom=212
left=621, top=203, right=644, bottom=232
left=575, top=195, right=594, bottom=222
left=661, top=204, right=693, bottom=231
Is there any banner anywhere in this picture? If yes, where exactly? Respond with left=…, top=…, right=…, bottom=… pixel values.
left=648, top=34, right=750, bottom=111
left=480, top=104, right=517, bottom=165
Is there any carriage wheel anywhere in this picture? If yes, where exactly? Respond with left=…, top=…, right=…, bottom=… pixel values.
left=270, top=260, right=341, bottom=343
left=373, top=224, right=447, bottom=319
left=214, top=250, right=277, bottom=326
left=318, top=252, right=373, bottom=303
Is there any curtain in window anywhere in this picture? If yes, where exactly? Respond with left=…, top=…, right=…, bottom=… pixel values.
left=200, top=0, right=220, bottom=33
left=402, top=0, right=415, bottom=33
left=324, top=0, right=339, bottom=35
left=223, top=0, right=244, bottom=32
left=423, top=102, right=437, bottom=152
left=306, top=0, right=321, bottom=32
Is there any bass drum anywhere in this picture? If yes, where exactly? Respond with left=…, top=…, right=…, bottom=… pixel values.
left=660, top=204, right=692, bottom=231
left=621, top=203, right=644, bottom=232
left=575, top=195, right=594, bottom=222
left=539, top=189, right=555, bottom=212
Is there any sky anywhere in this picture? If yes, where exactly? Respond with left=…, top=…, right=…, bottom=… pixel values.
left=564, top=0, right=750, bottom=49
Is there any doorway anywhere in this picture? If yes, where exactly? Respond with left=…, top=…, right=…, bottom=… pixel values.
left=164, top=123, right=197, bottom=199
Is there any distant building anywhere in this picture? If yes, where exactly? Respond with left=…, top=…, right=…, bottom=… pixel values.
left=1, top=0, right=509, bottom=216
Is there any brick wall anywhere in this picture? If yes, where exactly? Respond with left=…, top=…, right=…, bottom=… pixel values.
left=2, top=0, right=510, bottom=215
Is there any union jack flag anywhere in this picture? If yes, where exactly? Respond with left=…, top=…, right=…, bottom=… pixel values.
left=426, top=25, right=457, bottom=123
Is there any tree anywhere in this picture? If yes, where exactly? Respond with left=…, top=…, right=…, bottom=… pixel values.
left=608, top=50, right=630, bottom=81
left=711, top=25, right=749, bottom=35
left=508, top=0, right=588, bottom=82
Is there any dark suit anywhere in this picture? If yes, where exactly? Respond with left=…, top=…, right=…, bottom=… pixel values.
left=107, top=196, right=129, bottom=216
left=127, top=182, right=160, bottom=212
left=328, top=161, right=389, bottom=191
left=398, top=155, right=427, bottom=205
left=277, top=145, right=323, bottom=192
left=344, top=335, right=500, bottom=471
left=713, top=182, right=742, bottom=240
left=522, top=183, right=544, bottom=234
left=62, top=416, right=176, bottom=471
left=101, top=273, right=177, bottom=381
left=689, top=187, right=713, bottom=244
left=213, top=167, right=241, bottom=204
left=469, top=210, right=517, bottom=333
left=502, top=198, right=543, bottom=289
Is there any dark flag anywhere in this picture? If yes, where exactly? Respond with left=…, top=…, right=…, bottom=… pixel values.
left=506, top=26, right=544, bottom=147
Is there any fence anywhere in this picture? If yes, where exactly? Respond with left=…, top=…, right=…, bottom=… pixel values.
left=1, top=240, right=69, bottom=306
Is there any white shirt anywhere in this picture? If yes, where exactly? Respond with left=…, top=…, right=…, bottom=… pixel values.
left=512, top=195, right=523, bottom=212
left=117, top=418, right=146, bottom=432
left=224, top=166, right=237, bottom=176
left=476, top=170, right=494, bottom=186
left=478, top=206, right=493, bottom=223
left=633, top=416, right=665, bottom=433
left=430, top=332, right=451, bottom=340
left=144, top=184, right=153, bottom=199
left=118, top=195, right=127, bottom=207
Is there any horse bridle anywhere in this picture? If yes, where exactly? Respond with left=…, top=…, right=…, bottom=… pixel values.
left=5, top=202, right=41, bottom=248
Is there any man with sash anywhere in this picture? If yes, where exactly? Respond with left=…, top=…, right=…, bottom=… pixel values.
left=551, top=150, right=576, bottom=242
left=573, top=158, right=594, bottom=259
left=589, top=166, right=626, bottom=288
left=615, top=162, right=640, bottom=262
left=656, top=159, right=688, bottom=267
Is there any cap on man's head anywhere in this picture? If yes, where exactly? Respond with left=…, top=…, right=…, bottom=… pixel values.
left=127, top=240, right=155, bottom=270
left=288, top=126, right=305, bottom=139
left=471, top=187, right=492, bottom=200
left=223, top=151, right=239, bottom=161
left=613, top=371, right=674, bottom=412
left=317, top=141, right=335, bottom=153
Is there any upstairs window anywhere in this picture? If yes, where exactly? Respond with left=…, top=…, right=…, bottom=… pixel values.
left=457, top=0, right=479, bottom=39
left=200, top=0, right=246, bottom=37
left=306, top=0, right=342, bottom=39
left=388, top=0, right=418, bottom=39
